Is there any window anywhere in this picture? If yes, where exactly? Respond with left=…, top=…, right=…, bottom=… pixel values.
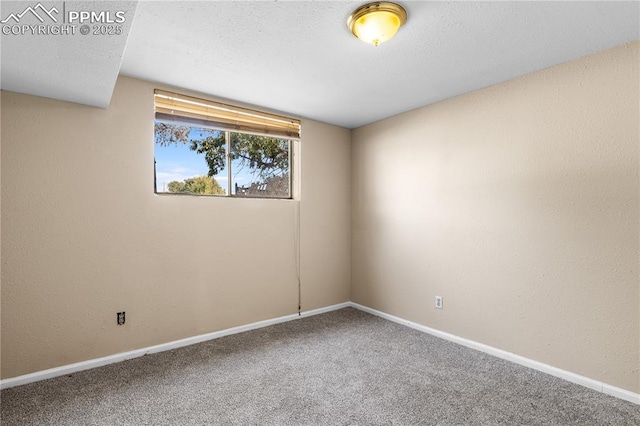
left=153, top=90, right=300, bottom=198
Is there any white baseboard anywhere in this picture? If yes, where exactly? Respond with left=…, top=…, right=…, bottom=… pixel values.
left=2, top=300, right=638, bottom=406
left=349, top=302, right=640, bottom=406
left=0, top=302, right=350, bottom=390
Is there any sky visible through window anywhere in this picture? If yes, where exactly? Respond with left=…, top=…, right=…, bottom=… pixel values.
left=155, top=126, right=254, bottom=195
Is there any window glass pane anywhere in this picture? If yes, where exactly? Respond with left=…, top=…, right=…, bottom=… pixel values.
left=230, top=133, right=291, bottom=198
left=154, top=120, right=227, bottom=195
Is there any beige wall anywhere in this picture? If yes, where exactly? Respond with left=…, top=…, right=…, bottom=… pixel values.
left=2, top=43, right=638, bottom=396
left=300, top=120, right=352, bottom=309
left=0, top=76, right=351, bottom=379
left=351, top=42, right=639, bottom=393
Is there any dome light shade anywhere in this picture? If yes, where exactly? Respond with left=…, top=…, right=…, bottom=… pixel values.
left=347, top=2, right=407, bottom=46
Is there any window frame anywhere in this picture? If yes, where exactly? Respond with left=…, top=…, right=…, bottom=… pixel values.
left=153, top=112, right=296, bottom=200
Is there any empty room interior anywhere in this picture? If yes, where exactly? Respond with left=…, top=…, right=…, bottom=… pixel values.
left=1, top=1, right=639, bottom=424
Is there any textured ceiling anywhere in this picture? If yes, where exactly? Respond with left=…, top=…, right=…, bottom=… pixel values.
left=120, top=1, right=639, bottom=128
left=0, top=1, right=137, bottom=107
left=2, top=1, right=639, bottom=128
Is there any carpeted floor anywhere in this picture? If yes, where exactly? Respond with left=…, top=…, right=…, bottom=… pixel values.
left=1, top=308, right=638, bottom=425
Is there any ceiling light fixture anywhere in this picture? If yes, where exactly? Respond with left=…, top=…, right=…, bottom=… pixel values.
left=347, top=2, right=407, bottom=47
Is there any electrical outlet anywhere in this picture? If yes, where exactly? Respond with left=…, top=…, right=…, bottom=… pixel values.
left=117, top=311, right=125, bottom=325
left=435, top=296, right=443, bottom=309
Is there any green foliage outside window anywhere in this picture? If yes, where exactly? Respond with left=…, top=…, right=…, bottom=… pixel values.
left=154, top=122, right=291, bottom=198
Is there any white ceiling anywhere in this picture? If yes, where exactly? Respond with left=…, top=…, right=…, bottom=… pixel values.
left=2, top=1, right=639, bottom=128
left=1, top=1, right=137, bottom=108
